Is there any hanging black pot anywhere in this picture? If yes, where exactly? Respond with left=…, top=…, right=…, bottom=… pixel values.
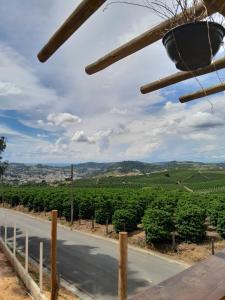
left=162, top=21, right=225, bottom=71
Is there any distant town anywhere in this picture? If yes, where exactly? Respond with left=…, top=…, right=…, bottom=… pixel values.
left=3, top=161, right=225, bottom=185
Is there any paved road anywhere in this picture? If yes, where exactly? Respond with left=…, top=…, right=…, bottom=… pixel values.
left=0, top=208, right=186, bottom=300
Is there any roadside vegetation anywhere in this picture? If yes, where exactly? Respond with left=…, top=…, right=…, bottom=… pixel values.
left=2, top=167, right=225, bottom=252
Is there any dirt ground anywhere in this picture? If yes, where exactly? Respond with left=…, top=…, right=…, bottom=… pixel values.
left=7, top=205, right=225, bottom=265
left=0, top=247, right=31, bottom=300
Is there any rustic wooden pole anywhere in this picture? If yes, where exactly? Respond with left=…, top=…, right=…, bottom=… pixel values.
left=118, top=232, right=128, bottom=300
left=70, top=164, right=74, bottom=227
left=106, top=217, right=109, bottom=235
left=205, top=0, right=225, bottom=17
left=179, top=82, right=225, bottom=103
left=37, top=0, right=106, bottom=62
left=39, top=241, right=43, bottom=293
left=51, top=210, right=58, bottom=300
left=85, top=2, right=216, bottom=75
left=91, top=216, right=95, bottom=229
left=4, top=220, right=7, bottom=244
left=13, top=223, right=16, bottom=256
left=212, top=238, right=215, bottom=255
left=140, top=57, right=225, bottom=94
left=25, top=231, right=29, bottom=273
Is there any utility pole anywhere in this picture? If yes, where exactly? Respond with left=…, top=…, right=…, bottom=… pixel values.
left=1, top=172, right=4, bottom=207
left=70, top=164, right=74, bottom=226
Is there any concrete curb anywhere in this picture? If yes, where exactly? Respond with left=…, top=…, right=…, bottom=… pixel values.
left=0, top=237, right=47, bottom=300
left=5, top=235, right=93, bottom=300
left=0, top=207, right=190, bottom=268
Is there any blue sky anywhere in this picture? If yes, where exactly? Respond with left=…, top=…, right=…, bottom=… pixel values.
left=1, top=0, right=225, bottom=163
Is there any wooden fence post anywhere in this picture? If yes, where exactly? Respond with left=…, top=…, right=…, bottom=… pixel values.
left=4, top=221, right=7, bottom=244
left=13, top=224, right=16, bottom=256
left=51, top=210, right=58, bottom=300
left=118, top=232, right=128, bottom=300
left=212, top=237, right=215, bottom=255
left=106, top=217, right=109, bottom=235
left=40, top=241, right=43, bottom=293
left=70, top=164, right=74, bottom=227
left=92, top=216, right=95, bottom=229
left=25, top=231, right=29, bottom=273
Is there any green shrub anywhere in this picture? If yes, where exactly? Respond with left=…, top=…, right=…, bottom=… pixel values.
left=217, top=211, right=225, bottom=238
left=112, top=209, right=137, bottom=232
left=208, top=199, right=225, bottom=226
left=95, top=198, right=113, bottom=224
left=142, top=208, right=174, bottom=243
left=176, top=205, right=206, bottom=243
left=79, top=198, right=95, bottom=219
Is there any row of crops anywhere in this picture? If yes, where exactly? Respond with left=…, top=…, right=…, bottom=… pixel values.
left=2, top=185, right=225, bottom=244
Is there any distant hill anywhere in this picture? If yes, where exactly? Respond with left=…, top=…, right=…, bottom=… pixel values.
left=6, top=160, right=224, bottom=177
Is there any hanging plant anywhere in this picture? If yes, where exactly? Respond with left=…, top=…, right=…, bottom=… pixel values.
left=104, top=0, right=225, bottom=71
left=163, top=21, right=225, bottom=71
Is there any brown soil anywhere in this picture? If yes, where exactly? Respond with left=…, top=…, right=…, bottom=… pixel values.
left=5, top=205, right=225, bottom=265
left=0, top=248, right=31, bottom=300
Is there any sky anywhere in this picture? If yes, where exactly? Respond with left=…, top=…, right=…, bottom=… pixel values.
left=1, top=0, right=225, bottom=164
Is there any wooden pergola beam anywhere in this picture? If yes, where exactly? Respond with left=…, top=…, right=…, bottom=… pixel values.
left=207, top=0, right=225, bottom=17
left=179, top=82, right=225, bottom=103
left=85, top=1, right=218, bottom=75
left=140, top=57, right=225, bottom=94
left=37, top=0, right=106, bottom=63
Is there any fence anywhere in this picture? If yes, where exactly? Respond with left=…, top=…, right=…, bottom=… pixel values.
left=0, top=219, right=47, bottom=300
left=0, top=211, right=128, bottom=300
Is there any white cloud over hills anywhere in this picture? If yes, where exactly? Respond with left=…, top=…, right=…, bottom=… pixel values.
left=1, top=1, right=225, bottom=163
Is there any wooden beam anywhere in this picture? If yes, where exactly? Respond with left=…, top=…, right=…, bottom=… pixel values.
left=179, top=82, right=225, bottom=103
left=140, top=57, right=225, bottom=94
left=205, top=0, right=225, bottom=17
left=38, top=0, right=106, bottom=62
left=85, top=2, right=217, bottom=75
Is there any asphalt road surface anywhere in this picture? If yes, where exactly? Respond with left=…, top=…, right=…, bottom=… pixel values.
left=0, top=208, right=186, bottom=300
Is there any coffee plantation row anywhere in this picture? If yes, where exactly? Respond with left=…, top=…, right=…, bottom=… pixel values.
left=1, top=186, right=225, bottom=244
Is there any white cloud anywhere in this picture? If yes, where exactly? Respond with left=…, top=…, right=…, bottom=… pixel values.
left=110, top=107, right=128, bottom=115
left=0, top=81, right=21, bottom=96
left=1, top=1, right=225, bottom=163
left=46, top=113, right=82, bottom=127
left=0, top=42, right=62, bottom=112
left=72, top=131, right=95, bottom=144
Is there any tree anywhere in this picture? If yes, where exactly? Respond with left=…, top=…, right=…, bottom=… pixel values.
left=143, top=208, right=174, bottom=243
left=176, top=204, right=206, bottom=243
left=95, top=198, right=113, bottom=224
left=112, top=209, right=137, bottom=233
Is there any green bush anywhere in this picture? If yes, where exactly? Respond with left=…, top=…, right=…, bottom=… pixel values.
left=95, top=198, right=113, bottom=224
left=79, top=198, right=95, bottom=219
left=176, top=205, right=206, bottom=243
left=142, top=208, right=174, bottom=243
left=217, top=211, right=225, bottom=238
left=208, top=199, right=225, bottom=226
left=112, top=209, right=137, bottom=232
